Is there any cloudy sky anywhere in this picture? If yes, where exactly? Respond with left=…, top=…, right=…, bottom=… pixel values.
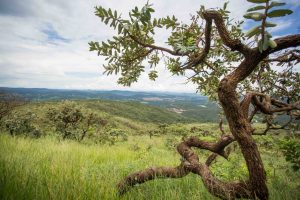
left=0, top=0, right=299, bottom=92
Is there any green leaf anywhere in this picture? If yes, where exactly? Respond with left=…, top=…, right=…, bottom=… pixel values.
left=247, top=6, right=265, bottom=12
left=247, top=0, right=267, bottom=3
left=117, top=24, right=122, bottom=34
left=223, top=1, right=229, bottom=10
left=148, top=7, right=155, bottom=13
left=265, top=22, right=277, bottom=27
left=269, top=1, right=286, bottom=9
left=108, top=8, right=113, bottom=17
left=102, top=8, right=108, bottom=16
left=267, top=9, right=293, bottom=18
left=262, top=34, right=269, bottom=51
left=245, top=25, right=261, bottom=38
left=153, top=18, right=157, bottom=26
left=104, top=17, right=110, bottom=25
left=268, top=39, right=277, bottom=48
left=243, top=12, right=264, bottom=21
left=110, top=20, right=116, bottom=27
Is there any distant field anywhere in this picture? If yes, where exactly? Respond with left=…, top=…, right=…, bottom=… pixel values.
left=0, top=133, right=299, bottom=200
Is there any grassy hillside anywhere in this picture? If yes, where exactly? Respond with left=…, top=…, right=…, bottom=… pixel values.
left=80, top=99, right=194, bottom=123
left=1, top=99, right=299, bottom=200
left=8, top=99, right=195, bottom=138
left=0, top=134, right=299, bottom=200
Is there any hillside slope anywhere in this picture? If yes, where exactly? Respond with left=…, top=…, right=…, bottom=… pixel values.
left=9, top=99, right=196, bottom=137
left=80, top=100, right=194, bottom=124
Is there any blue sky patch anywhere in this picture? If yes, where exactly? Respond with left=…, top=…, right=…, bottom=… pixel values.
left=41, top=24, right=70, bottom=43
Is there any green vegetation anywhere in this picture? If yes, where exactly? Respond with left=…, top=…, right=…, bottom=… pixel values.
left=0, top=99, right=299, bottom=199
left=279, top=138, right=300, bottom=171
left=1, top=87, right=222, bottom=123
left=82, top=99, right=193, bottom=123
left=0, top=99, right=191, bottom=137
left=0, top=133, right=299, bottom=200
left=1, top=0, right=299, bottom=198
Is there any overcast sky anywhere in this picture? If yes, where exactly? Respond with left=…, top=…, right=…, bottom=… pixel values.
left=0, top=0, right=299, bottom=92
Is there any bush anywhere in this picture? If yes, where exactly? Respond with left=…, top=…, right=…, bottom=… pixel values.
left=46, top=101, right=98, bottom=141
left=107, top=128, right=128, bottom=144
left=165, top=124, right=190, bottom=139
left=4, top=112, right=41, bottom=138
left=279, top=138, right=300, bottom=171
left=165, top=136, right=181, bottom=150
left=92, top=127, right=128, bottom=145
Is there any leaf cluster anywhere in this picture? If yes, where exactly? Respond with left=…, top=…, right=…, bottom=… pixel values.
left=279, top=138, right=300, bottom=171
left=244, top=0, right=293, bottom=52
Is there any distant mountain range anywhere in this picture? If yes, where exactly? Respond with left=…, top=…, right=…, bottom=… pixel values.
left=0, top=87, right=220, bottom=122
left=0, top=87, right=206, bottom=101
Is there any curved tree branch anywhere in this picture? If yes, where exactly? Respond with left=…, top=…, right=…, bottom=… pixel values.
left=117, top=163, right=190, bottom=195
left=188, top=15, right=212, bottom=67
left=117, top=133, right=254, bottom=200
left=203, top=10, right=251, bottom=55
left=177, top=134, right=235, bottom=159
left=268, top=35, right=300, bottom=54
left=250, top=92, right=300, bottom=115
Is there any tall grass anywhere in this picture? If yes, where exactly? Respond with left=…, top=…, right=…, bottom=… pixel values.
left=0, top=134, right=299, bottom=200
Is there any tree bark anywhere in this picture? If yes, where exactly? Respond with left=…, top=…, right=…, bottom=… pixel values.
left=218, top=54, right=268, bottom=200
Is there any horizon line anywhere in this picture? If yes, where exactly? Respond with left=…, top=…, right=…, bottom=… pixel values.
left=0, top=86, right=201, bottom=95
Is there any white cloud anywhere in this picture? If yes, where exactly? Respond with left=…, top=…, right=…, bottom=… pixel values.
left=270, top=19, right=294, bottom=33
left=0, top=0, right=298, bottom=93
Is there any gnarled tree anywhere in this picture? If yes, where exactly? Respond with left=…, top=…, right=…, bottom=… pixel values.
left=89, top=0, right=300, bottom=199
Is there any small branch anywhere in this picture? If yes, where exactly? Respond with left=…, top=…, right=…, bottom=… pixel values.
left=219, top=116, right=226, bottom=135
left=177, top=134, right=235, bottom=159
left=128, top=34, right=188, bottom=56
left=264, top=50, right=300, bottom=63
left=260, top=1, right=270, bottom=46
left=241, top=91, right=300, bottom=115
left=124, top=48, right=155, bottom=64
left=253, top=114, right=294, bottom=135
left=205, top=153, right=218, bottom=166
left=248, top=107, right=258, bottom=123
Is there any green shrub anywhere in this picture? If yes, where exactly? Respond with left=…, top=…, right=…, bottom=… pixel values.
left=279, top=139, right=300, bottom=171
left=46, top=100, right=99, bottom=141
left=165, top=136, right=181, bottom=150
left=92, top=127, right=128, bottom=145
left=4, top=112, right=41, bottom=138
